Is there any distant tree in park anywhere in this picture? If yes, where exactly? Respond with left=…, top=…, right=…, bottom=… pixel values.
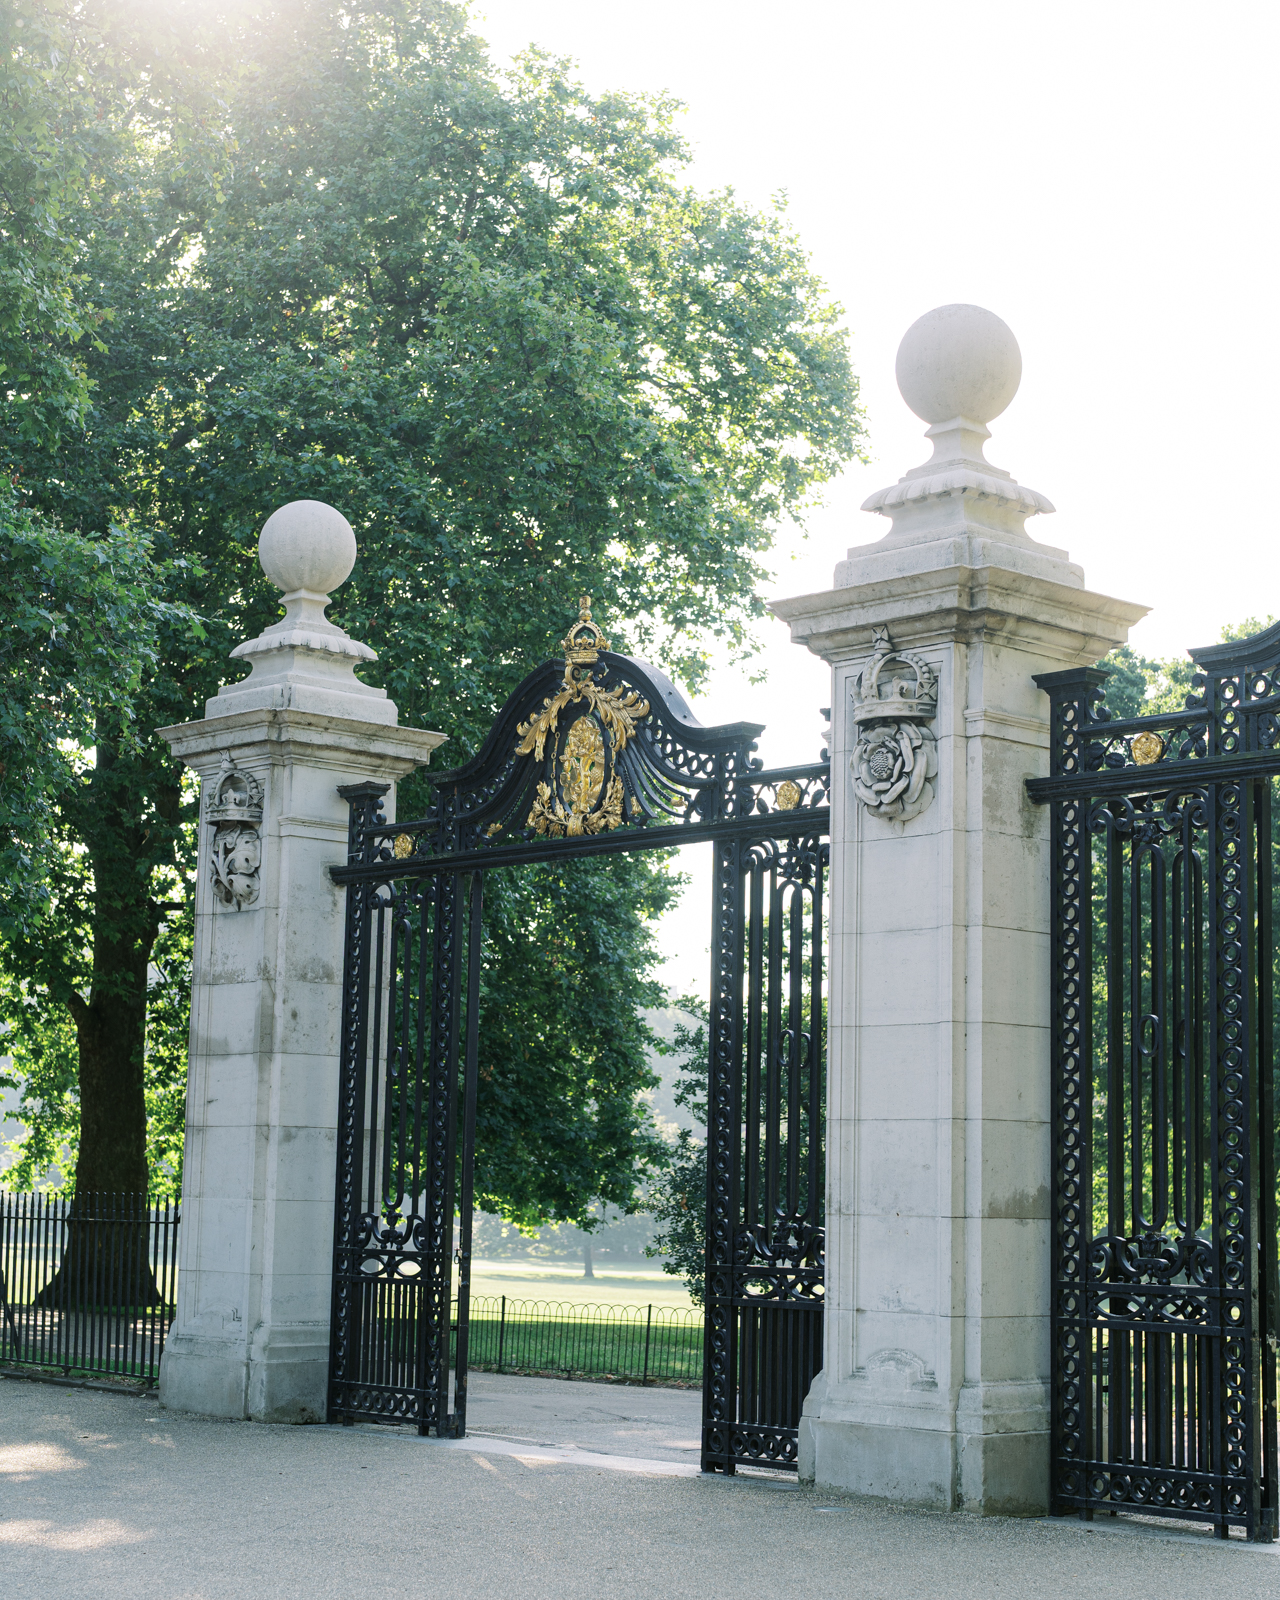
left=645, top=999, right=709, bottom=1303
left=0, top=0, right=865, bottom=1221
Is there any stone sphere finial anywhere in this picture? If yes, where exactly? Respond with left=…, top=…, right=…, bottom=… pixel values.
left=895, top=304, right=1022, bottom=426
left=257, top=499, right=357, bottom=597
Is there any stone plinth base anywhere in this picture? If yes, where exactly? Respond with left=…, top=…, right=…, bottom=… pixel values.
left=798, top=1373, right=1049, bottom=1514
left=160, top=1328, right=329, bottom=1424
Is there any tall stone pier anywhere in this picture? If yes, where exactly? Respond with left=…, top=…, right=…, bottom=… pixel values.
left=158, top=501, right=443, bottom=1422
left=774, top=306, right=1146, bottom=1512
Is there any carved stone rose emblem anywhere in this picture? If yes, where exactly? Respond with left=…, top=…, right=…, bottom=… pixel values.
left=206, top=753, right=265, bottom=909
left=850, top=627, right=938, bottom=823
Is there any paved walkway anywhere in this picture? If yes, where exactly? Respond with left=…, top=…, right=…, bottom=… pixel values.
left=1, top=1371, right=1275, bottom=1599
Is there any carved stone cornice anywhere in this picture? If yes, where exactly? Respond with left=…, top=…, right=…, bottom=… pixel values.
left=771, top=564, right=1149, bottom=668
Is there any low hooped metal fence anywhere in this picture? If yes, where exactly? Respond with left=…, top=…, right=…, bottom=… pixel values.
left=0, top=1187, right=701, bottom=1389
left=0, top=1190, right=180, bottom=1384
left=460, top=1295, right=703, bottom=1385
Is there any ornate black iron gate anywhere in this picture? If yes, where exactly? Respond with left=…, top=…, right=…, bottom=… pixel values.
left=1031, top=625, right=1280, bottom=1541
left=327, top=602, right=828, bottom=1472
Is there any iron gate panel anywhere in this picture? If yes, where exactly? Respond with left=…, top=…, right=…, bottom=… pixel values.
left=703, top=833, right=826, bottom=1471
left=329, top=827, right=481, bottom=1433
left=328, top=602, right=829, bottom=1469
left=1030, top=624, right=1280, bottom=1542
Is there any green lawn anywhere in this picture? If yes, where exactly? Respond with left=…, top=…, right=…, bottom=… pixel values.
left=469, top=1257, right=694, bottom=1309
left=458, top=1296, right=703, bottom=1385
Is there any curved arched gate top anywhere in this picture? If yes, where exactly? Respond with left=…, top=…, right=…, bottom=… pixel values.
left=328, top=600, right=830, bottom=1473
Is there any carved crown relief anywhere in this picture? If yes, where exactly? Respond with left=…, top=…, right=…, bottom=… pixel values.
left=517, top=597, right=649, bottom=838
left=206, top=753, right=265, bottom=910
left=850, top=626, right=939, bottom=823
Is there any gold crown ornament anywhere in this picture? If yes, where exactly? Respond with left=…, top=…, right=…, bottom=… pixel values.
left=561, top=596, right=611, bottom=668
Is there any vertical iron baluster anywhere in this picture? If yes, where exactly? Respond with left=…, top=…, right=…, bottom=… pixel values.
left=745, top=862, right=764, bottom=1235
left=452, top=871, right=483, bottom=1438
left=1172, top=834, right=1187, bottom=1236
left=411, top=884, right=430, bottom=1225
left=367, top=896, right=388, bottom=1221
left=1106, top=821, right=1126, bottom=1473
left=1152, top=846, right=1168, bottom=1232
left=808, top=851, right=825, bottom=1230
left=786, top=880, right=805, bottom=1219
left=380, top=898, right=403, bottom=1218
left=393, top=895, right=414, bottom=1216
left=764, top=862, right=784, bottom=1236
left=417, top=873, right=461, bottom=1437
left=1129, top=839, right=1144, bottom=1238
left=702, top=836, right=745, bottom=1474
left=1107, top=822, right=1126, bottom=1242
left=1256, top=778, right=1279, bottom=1532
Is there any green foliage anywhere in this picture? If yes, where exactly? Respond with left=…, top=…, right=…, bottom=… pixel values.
left=1093, top=644, right=1197, bottom=721
left=644, top=997, right=708, bottom=1304
left=0, top=969, right=78, bottom=1190
left=0, top=0, right=865, bottom=1211
left=0, top=1, right=99, bottom=441
left=0, top=483, right=197, bottom=940
left=474, top=857, right=676, bottom=1229
left=139, top=902, right=192, bottom=1199
left=0, top=3, right=202, bottom=941
left=0, top=880, right=191, bottom=1196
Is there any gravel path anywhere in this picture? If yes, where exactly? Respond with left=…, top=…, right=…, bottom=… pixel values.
left=1, top=1371, right=1274, bottom=1599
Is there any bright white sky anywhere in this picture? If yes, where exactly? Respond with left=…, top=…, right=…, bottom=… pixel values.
left=474, top=0, right=1280, bottom=992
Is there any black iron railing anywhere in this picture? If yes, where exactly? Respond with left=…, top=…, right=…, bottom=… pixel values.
left=460, top=1296, right=702, bottom=1384
left=1030, top=626, right=1280, bottom=1542
left=0, top=1191, right=180, bottom=1383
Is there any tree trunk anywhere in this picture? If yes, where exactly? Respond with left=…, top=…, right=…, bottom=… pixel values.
left=583, top=1240, right=594, bottom=1279
left=71, top=918, right=151, bottom=1196
left=37, top=767, right=164, bottom=1308
left=34, top=1192, right=165, bottom=1310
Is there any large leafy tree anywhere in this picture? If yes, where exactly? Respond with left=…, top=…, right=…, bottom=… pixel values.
left=1, top=0, right=865, bottom=1218
left=0, top=3, right=202, bottom=1199
left=0, top=1, right=192, bottom=933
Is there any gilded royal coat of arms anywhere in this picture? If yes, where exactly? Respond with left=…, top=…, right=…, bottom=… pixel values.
left=517, top=598, right=649, bottom=837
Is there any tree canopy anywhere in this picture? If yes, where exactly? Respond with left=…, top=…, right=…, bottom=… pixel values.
left=1, top=0, right=866, bottom=1219
left=0, top=4, right=200, bottom=934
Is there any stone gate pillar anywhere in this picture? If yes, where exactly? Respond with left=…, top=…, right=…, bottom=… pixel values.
left=774, top=306, right=1147, bottom=1512
left=157, top=501, right=443, bottom=1422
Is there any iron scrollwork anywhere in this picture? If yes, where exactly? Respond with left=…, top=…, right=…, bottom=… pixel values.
left=1030, top=622, right=1280, bottom=1543
left=334, top=600, right=827, bottom=873
left=329, top=600, right=830, bottom=1473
